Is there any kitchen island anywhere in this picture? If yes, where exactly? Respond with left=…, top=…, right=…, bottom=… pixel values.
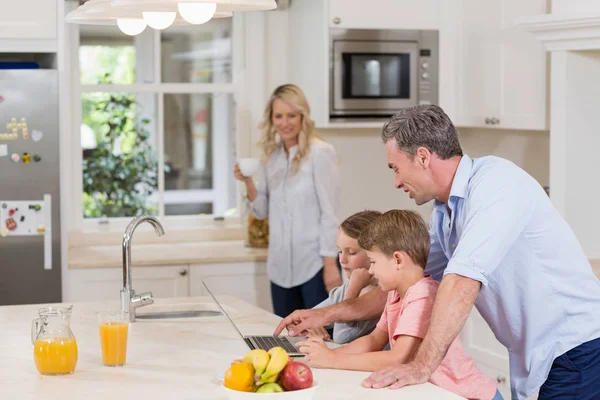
left=2, top=296, right=463, bottom=399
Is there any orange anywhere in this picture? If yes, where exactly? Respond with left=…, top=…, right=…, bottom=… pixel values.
left=224, top=362, right=255, bottom=392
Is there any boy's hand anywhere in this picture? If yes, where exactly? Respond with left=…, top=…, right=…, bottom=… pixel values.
left=306, top=327, right=331, bottom=341
left=349, top=268, right=373, bottom=290
left=297, top=337, right=336, bottom=368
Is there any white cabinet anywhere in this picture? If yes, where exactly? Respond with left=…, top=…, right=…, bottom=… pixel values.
left=460, top=308, right=511, bottom=399
left=190, top=262, right=272, bottom=313
left=446, top=0, right=547, bottom=130
left=66, top=265, right=190, bottom=302
left=0, top=0, right=57, bottom=39
left=328, top=0, right=440, bottom=30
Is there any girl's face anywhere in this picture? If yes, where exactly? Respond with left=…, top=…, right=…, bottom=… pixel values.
left=271, top=98, right=302, bottom=146
left=336, top=229, right=370, bottom=279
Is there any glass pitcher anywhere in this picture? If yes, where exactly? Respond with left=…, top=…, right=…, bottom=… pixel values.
left=31, top=306, right=78, bottom=375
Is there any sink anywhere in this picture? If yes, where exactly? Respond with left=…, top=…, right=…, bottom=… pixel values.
left=136, top=310, right=221, bottom=320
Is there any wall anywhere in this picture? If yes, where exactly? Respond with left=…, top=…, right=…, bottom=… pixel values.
left=262, top=12, right=550, bottom=222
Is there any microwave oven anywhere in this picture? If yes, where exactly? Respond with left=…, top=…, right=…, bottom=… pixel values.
left=329, top=28, right=439, bottom=120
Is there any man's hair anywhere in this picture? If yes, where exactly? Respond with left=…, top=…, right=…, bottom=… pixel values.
left=340, top=210, right=383, bottom=240
left=358, top=209, right=430, bottom=269
left=381, top=104, right=463, bottom=159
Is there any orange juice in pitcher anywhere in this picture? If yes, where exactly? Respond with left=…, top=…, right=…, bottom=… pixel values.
left=31, top=306, right=78, bottom=375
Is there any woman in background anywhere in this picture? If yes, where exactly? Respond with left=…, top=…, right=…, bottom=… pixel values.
left=234, top=84, right=342, bottom=318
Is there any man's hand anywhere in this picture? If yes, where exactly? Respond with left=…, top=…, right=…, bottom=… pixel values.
left=273, top=308, right=331, bottom=337
left=361, top=362, right=431, bottom=389
left=349, top=268, right=373, bottom=290
left=297, top=338, right=336, bottom=368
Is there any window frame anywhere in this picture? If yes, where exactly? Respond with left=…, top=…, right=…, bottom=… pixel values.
left=66, top=14, right=250, bottom=233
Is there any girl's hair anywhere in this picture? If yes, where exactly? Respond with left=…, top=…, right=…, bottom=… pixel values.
left=358, top=209, right=430, bottom=269
left=258, top=84, right=318, bottom=174
left=340, top=210, right=383, bottom=240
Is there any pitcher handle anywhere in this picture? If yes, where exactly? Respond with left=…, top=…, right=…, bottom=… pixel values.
left=31, top=317, right=41, bottom=345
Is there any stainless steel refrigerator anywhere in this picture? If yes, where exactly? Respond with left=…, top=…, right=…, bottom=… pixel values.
left=0, top=69, right=61, bottom=305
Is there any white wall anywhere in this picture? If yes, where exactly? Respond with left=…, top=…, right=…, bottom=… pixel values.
left=260, top=12, right=550, bottom=223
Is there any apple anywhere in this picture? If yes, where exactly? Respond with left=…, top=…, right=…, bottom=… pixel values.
left=280, top=360, right=313, bottom=391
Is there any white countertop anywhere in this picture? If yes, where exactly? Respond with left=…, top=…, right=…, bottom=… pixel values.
left=2, top=296, right=463, bottom=399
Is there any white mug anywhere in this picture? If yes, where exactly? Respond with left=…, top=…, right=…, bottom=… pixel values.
left=238, top=158, right=260, bottom=177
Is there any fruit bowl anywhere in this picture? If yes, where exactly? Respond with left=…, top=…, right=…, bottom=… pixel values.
left=222, top=382, right=319, bottom=400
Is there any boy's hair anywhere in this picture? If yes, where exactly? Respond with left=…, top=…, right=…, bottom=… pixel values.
left=340, top=210, right=383, bottom=240
left=358, top=210, right=430, bottom=269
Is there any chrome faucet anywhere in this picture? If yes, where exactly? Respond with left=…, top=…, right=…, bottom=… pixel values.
left=121, top=215, right=165, bottom=322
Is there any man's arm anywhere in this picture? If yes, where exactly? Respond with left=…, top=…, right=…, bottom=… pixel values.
left=274, top=287, right=388, bottom=336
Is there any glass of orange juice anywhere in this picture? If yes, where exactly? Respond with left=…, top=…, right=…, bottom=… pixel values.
left=98, top=310, right=129, bottom=367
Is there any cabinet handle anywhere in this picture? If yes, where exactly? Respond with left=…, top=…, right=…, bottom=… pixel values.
left=496, top=375, right=506, bottom=384
left=179, top=268, right=188, bottom=276
left=333, top=17, right=341, bottom=24
left=485, top=117, right=492, bottom=125
left=491, top=117, right=500, bottom=125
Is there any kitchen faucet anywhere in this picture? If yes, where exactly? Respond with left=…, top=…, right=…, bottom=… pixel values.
left=120, top=215, right=165, bottom=322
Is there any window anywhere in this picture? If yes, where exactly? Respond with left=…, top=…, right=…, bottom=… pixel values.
left=76, top=19, right=239, bottom=225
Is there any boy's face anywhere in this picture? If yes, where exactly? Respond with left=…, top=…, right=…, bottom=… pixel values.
left=336, top=229, right=369, bottom=279
left=366, top=249, right=398, bottom=292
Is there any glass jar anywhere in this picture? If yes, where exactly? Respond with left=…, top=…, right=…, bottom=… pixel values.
left=31, top=306, right=78, bottom=375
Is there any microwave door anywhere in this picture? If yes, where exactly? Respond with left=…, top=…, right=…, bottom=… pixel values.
left=332, top=41, right=418, bottom=116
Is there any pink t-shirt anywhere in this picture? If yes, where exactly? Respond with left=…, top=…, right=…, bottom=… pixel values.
left=376, top=276, right=497, bottom=400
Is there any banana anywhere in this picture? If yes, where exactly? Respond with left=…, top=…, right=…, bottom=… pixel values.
left=260, top=347, right=289, bottom=382
left=243, top=349, right=270, bottom=377
left=256, top=383, right=284, bottom=393
left=256, top=371, right=279, bottom=386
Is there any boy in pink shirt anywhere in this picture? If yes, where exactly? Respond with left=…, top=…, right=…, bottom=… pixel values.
left=298, top=210, right=501, bottom=400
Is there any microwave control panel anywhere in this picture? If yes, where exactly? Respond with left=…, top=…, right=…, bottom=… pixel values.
left=418, top=48, right=435, bottom=106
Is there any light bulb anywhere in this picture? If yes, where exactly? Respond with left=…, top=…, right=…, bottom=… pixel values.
left=178, top=2, right=217, bottom=25
left=117, top=18, right=147, bottom=36
left=142, top=11, right=177, bottom=30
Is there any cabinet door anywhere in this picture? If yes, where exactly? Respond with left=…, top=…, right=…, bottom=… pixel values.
left=499, top=0, right=547, bottom=130
left=66, top=266, right=190, bottom=302
left=460, top=308, right=511, bottom=399
left=190, top=262, right=272, bottom=313
left=0, top=0, right=57, bottom=39
left=455, top=0, right=547, bottom=130
left=328, top=0, right=439, bottom=30
left=456, top=0, right=502, bottom=128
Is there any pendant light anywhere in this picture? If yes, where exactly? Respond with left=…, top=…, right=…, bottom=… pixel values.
left=66, top=0, right=277, bottom=29
left=116, top=18, right=147, bottom=36
left=178, top=2, right=217, bottom=25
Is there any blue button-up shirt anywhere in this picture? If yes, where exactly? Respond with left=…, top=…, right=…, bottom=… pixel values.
left=426, top=154, right=600, bottom=400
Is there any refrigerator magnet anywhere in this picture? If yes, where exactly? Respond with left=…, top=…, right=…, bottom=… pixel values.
left=0, top=144, right=7, bottom=157
left=33, top=154, right=41, bottom=162
left=10, top=153, right=19, bottom=162
left=0, top=227, right=7, bottom=237
left=31, top=130, right=43, bottom=142
left=22, top=153, right=30, bottom=164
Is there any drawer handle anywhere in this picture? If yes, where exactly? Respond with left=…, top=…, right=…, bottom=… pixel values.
left=496, top=375, right=506, bottom=384
left=485, top=117, right=492, bottom=125
left=491, top=117, right=500, bottom=125
left=179, top=269, right=188, bottom=276
left=333, top=17, right=341, bottom=24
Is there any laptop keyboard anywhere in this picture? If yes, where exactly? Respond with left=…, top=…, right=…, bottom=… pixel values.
left=253, top=336, right=299, bottom=354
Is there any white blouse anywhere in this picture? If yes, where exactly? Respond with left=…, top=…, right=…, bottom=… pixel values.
left=248, top=139, right=341, bottom=288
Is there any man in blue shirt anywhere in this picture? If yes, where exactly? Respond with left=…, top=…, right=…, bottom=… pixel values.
left=275, top=105, right=600, bottom=399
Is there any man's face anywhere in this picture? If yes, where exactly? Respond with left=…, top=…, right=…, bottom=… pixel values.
left=385, top=139, right=434, bottom=205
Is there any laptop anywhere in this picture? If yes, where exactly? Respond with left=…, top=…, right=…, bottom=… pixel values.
left=203, top=281, right=306, bottom=357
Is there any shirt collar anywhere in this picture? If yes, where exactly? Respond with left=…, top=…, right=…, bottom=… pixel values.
left=433, top=154, right=473, bottom=209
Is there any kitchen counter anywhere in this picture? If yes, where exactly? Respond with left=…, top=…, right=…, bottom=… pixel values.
left=2, top=296, right=463, bottom=399
left=68, top=240, right=268, bottom=268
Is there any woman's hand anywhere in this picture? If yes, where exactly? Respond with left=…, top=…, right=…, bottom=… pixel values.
left=297, top=337, right=336, bottom=368
left=233, top=162, right=251, bottom=182
left=323, top=257, right=342, bottom=293
left=306, top=327, right=331, bottom=341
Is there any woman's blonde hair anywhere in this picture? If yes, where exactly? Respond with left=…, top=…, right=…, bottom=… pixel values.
left=258, top=84, right=317, bottom=174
